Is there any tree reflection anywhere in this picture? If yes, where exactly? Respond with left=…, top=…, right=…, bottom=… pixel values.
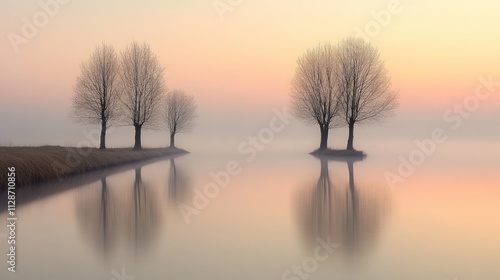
left=167, top=157, right=189, bottom=205
left=75, top=166, right=161, bottom=260
left=129, top=167, right=161, bottom=257
left=297, top=156, right=390, bottom=258
left=75, top=177, right=118, bottom=259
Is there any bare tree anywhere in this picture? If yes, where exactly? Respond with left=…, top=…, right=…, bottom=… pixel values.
left=164, top=90, right=197, bottom=148
left=120, top=42, right=166, bottom=149
left=71, top=43, right=119, bottom=149
left=336, top=37, right=397, bottom=150
left=290, top=43, right=341, bottom=150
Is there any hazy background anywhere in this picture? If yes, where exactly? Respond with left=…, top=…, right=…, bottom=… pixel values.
left=1, top=0, right=499, bottom=154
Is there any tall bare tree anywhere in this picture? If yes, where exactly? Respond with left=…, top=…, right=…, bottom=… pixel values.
left=336, top=37, right=397, bottom=150
left=71, top=43, right=119, bottom=149
left=120, top=42, right=166, bottom=149
left=290, top=43, right=341, bottom=150
left=164, top=90, right=197, bottom=148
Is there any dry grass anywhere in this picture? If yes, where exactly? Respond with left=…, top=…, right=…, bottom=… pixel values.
left=0, top=146, right=187, bottom=188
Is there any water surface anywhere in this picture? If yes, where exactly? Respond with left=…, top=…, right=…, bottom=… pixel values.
left=1, top=147, right=499, bottom=280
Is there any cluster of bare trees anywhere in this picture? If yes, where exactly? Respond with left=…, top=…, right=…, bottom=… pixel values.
left=71, top=42, right=197, bottom=149
left=291, top=37, right=398, bottom=151
left=72, top=38, right=394, bottom=152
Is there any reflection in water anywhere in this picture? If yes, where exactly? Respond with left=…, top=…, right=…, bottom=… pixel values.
left=129, top=167, right=161, bottom=257
left=75, top=166, right=161, bottom=261
left=297, top=156, right=390, bottom=258
left=75, top=177, right=118, bottom=259
left=167, top=157, right=189, bottom=205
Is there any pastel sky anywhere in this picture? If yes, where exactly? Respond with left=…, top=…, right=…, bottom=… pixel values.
left=0, top=0, right=499, bottom=151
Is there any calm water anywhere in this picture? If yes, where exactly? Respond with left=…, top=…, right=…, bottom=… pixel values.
left=1, top=147, right=499, bottom=280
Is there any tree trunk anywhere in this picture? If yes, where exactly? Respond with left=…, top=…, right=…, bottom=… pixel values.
left=170, top=132, right=175, bottom=148
left=99, top=121, right=106, bottom=149
left=100, top=177, right=108, bottom=252
left=319, top=125, right=329, bottom=150
left=320, top=158, right=328, bottom=179
left=168, top=158, right=179, bottom=201
left=135, top=167, right=142, bottom=183
left=347, top=161, right=359, bottom=227
left=318, top=158, right=331, bottom=198
left=134, top=125, right=142, bottom=150
left=346, top=122, right=355, bottom=150
left=347, top=161, right=354, bottom=191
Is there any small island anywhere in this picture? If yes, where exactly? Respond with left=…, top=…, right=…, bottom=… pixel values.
left=290, top=39, right=397, bottom=156
left=310, top=148, right=366, bottom=158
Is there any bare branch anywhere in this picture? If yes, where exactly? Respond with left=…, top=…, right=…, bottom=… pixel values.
left=119, top=41, right=166, bottom=130
left=290, top=43, right=342, bottom=129
left=336, top=37, right=398, bottom=126
left=164, top=90, right=198, bottom=135
left=70, top=43, right=120, bottom=148
left=71, top=43, right=120, bottom=126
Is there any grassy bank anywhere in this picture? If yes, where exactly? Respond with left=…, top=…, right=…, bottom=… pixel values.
left=0, top=146, right=187, bottom=188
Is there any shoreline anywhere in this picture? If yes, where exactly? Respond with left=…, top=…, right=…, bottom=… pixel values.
left=0, top=146, right=188, bottom=188
left=0, top=153, right=186, bottom=213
